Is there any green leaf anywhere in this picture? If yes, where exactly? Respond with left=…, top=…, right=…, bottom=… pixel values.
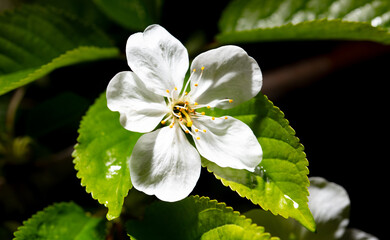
left=92, top=0, right=163, bottom=31
left=218, top=0, right=390, bottom=44
left=0, top=5, right=119, bottom=96
left=73, top=93, right=142, bottom=220
left=13, top=202, right=105, bottom=240
left=126, top=196, right=279, bottom=240
left=201, top=94, right=316, bottom=232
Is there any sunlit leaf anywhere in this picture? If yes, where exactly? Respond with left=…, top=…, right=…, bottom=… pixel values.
left=73, top=93, right=141, bottom=220
left=126, top=196, right=279, bottom=240
left=202, top=94, right=316, bottom=232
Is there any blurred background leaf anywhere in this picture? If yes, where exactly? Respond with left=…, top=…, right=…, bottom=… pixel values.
left=13, top=202, right=106, bottom=240
left=0, top=5, right=119, bottom=95
left=218, top=0, right=390, bottom=43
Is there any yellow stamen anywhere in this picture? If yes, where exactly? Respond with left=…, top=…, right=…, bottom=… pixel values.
left=196, top=137, right=200, bottom=140
left=194, top=102, right=198, bottom=106
left=166, top=89, right=170, bottom=93
left=161, top=120, right=166, bottom=125
left=193, top=69, right=196, bottom=72
left=181, top=110, right=193, bottom=127
left=185, top=130, right=189, bottom=134
left=201, top=112, right=205, bottom=115
left=211, top=117, right=215, bottom=120
left=229, top=99, right=233, bottom=103
left=207, top=106, right=211, bottom=109
left=194, top=83, right=198, bottom=87
left=195, top=129, right=199, bottom=132
left=224, top=116, right=228, bottom=119
left=184, top=91, right=188, bottom=95
left=174, top=87, right=178, bottom=91
left=203, top=129, right=207, bottom=133
left=201, top=66, right=205, bottom=71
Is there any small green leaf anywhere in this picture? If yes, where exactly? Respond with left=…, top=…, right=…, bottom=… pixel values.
left=202, top=94, right=316, bottom=232
left=218, top=0, right=390, bottom=44
left=73, top=93, right=142, bottom=220
left=13, top=202, right=105, bottom=240
left=0, top=5, right=119, bottom=96
left=126, top=196, right=279, bottom=240
left=92, top=0, right=163, bottom=31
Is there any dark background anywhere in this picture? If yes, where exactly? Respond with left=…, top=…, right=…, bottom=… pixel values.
left=0, top=1, right=387, bottom=239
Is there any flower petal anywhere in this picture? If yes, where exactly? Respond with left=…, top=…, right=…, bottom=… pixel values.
left=192, top=116, right=262, bottom=171
left=126, top=24, right=189, bottom=97
left=107, top=71, right=167, bottom=133
left=189, top=45, right=262, bottom=109
left=129, top=125, right=201, bottom=202
left=296, top=177, right=351, bottom=240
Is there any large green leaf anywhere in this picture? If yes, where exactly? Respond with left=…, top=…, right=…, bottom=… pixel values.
left=92, top=0, right=163, bottom=31
left=73, top=93, right=142, bottom=220
left=0, top=5, right=119, bottom=96
left=126, top=196, right=279, bottom=240
left=218, top=0, right=390, bottom=44
left=13, top=202, right=105, bottom=240
left=201, top=94, right=316, bottom=232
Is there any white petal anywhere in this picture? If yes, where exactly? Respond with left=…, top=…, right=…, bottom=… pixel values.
left=189, top=45, right=262, bottom=109
left=342, top=229, right=379, bottom=240
left=126, top=24, right=189, bottom=97
left=297, top=177, right=351, bottom=240
left=192, top=116, right=262, bottom=171
left=107, top=71, right=167, bottom=133
left=129, top=125, right=201, bottom=202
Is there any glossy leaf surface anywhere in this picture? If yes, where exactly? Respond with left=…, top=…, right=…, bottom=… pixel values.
left=202, top=94, right=316, bottom=232
left=218, top=0, right=390, bottom=44
left=73, top=93, right=141, bottom=220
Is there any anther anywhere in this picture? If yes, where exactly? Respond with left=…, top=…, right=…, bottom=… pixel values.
left=194, top=83, right=198, bottom=87
left=174, top=87, right=178, bottom=91
left=195, top=129, right=199, bottom=132
left=194, top=102, right=198, bottom=106
left=207, top=106, right=211, bottom=109
left=211, top=117, right=215, bottom=120
left=201, top=112, right=205, bottom=115
left=229, top=99, right=233, bottom=103
left=166, top=89, right=170, bottom=93
left=185, top=130, right=189, bottom=134
left=161, top=120, right=166, bottom=125
left=203, top=129, right=207, bottom=133
left=201, top=66, right=205, bottom=71
left=224, top=116, right=228, bottom=119
left=196, top=137, right=200, bottom=140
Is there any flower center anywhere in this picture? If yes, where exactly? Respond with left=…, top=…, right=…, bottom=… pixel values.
left=159, top=66, right=234, bottom=140
left=172, top=101, right=194, bottom=127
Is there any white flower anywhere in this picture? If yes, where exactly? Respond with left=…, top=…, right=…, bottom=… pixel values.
left=106, top=24, right=263, bottom=202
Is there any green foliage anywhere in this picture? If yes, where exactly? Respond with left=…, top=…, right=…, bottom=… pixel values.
left=13, top=202, right=105, bottom=240
left=126, top=196, right=279, bottom=240
left=202, top=94, right=316, bottom=232
left=0, top=5, right=119, bottom=96
left=92, top=0, right=163, bottom=30
left=218, top=0, right=390, bottom=43
left=73, top=93, right=142, bottom=220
